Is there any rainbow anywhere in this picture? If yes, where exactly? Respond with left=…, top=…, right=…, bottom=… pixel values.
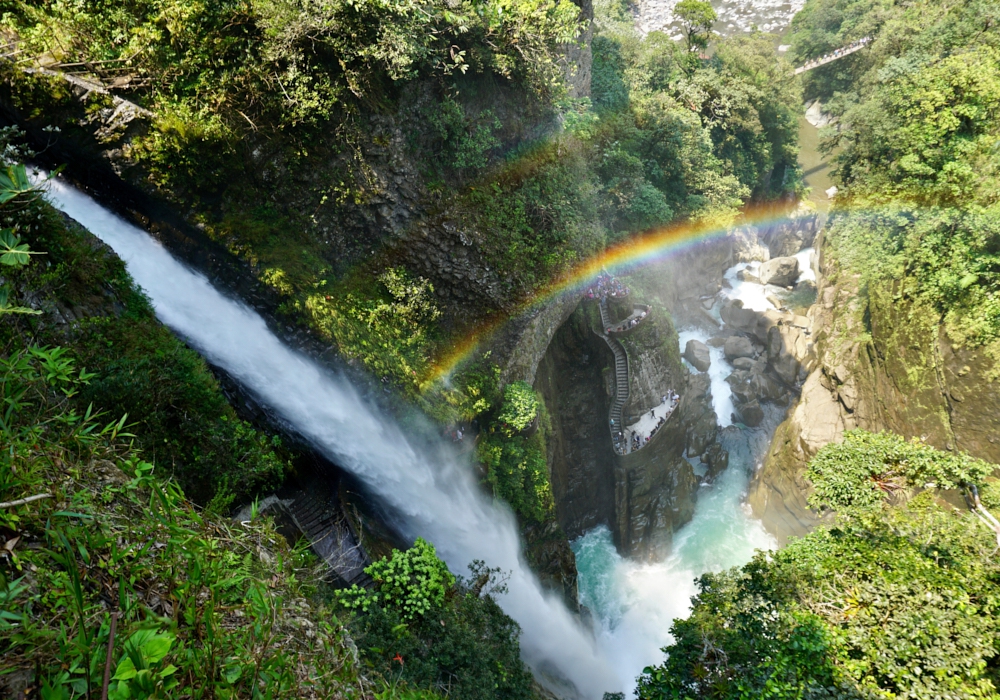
left=421, top=199, right=811, bottom=388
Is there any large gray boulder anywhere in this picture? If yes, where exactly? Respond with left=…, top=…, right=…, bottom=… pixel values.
left=736, top=399, right=765, bottom=427
left=759, top=256, right=800, bottom=286
left=684, top=339, right=712, bottom=372
left=724, top=335, right=755, bottom=360
left=720, top=299, right=758, bottom=333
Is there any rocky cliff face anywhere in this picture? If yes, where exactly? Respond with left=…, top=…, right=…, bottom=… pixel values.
left=612, top=371, right=710, bottom=560
left=535, top=291, right=725, bottom=560
left=535, top=305, right=618, bottom=540
left=749, top=229, right=1000, bottom=544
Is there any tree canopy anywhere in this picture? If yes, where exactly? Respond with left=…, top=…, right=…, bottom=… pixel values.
left=674, top=0, right=717, bottom=52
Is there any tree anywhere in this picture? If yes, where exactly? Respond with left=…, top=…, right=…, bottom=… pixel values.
left=674, top=0, right=717, bottom=53
left=638, top=434, right=1000, bottom=700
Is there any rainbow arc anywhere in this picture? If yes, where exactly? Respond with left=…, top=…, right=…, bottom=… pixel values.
left=421, top=200, right=813, bottom=387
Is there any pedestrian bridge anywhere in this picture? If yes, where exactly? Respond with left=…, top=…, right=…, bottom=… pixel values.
left=794, top=37, right=871, bottom=75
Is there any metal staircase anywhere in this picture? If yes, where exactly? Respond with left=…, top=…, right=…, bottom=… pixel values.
left=286, top=490, right=372, bottom=588
left=599, top=298, right=631, bottom=453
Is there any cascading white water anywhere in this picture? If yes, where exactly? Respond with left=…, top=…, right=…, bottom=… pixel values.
left=39, top=175, right=619, bottom=698
left=574, top=262, right=779, bottom=691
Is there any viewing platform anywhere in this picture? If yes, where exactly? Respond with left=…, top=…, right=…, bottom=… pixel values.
left=587, top=275, right=677, bottom=456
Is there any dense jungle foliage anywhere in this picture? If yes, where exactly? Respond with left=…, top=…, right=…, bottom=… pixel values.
left=638, top=430, right=1000, bottom=699
left=787, top=0, right=1000, bottom=372
left=0, top=0, right=800, bottom=391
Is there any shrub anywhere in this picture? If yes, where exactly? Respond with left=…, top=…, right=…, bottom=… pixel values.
left=338, top=545, right=534, bottom=700
left=808, top=429, right=996, bottom=512
left=496, top=381, right=539, bottom=434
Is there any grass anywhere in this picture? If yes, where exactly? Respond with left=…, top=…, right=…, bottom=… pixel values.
left=0, top=346, right=371, bottom=699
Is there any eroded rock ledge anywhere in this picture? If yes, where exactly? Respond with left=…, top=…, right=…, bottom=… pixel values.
left=750, top=228, right=1000, bottom=544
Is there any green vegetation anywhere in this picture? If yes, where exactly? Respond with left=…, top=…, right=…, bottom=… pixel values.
left=674, top=0, right=717, bottom=53
left=478, top=383, right=554, bottom=524
left=496, top=381, right=539, bottom=434
left=0, top=167, right=534, bottom=699
left=0, top=345, right=370, bottom=698
left=639, top=430, right=1000, bottom=699
left=336, top=540, right=535, bottom=700
left=0, top=166, right=288, bottom=509
left=788, top=0, right=1000, bottom=371
left=0, top=0, right=802, bottom=617
left=807, top=430, right=996, bottom=512
left=311, top=267, right=443, bottom=391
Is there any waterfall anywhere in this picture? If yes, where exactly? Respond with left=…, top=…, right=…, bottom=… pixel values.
left=40, top=174, right=618, bottom=697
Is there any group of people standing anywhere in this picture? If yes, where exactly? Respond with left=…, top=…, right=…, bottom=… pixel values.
left=607, top=308, right=647, bottom=334
left=611, top=391, right=679, bottom=455
left=585, top=272, right=629, bottom=301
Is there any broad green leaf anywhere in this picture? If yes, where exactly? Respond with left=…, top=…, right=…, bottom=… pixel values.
left=112, top=657, right=137, bottom=682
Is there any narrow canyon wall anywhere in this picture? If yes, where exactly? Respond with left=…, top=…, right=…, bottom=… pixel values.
left=750, top=234, right=1000, bottom=544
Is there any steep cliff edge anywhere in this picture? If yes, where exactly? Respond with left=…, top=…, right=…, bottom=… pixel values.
left=750, top=235, right=1000, bottom=543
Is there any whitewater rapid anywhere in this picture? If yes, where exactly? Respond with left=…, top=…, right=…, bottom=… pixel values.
left=574, top=262, right=779, bottom=689
left=40, top=175, right=619, bottom=697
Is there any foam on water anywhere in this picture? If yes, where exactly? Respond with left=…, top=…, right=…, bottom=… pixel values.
left=678, top=328, right=734, bottom=428
left=575, top=255, right=780, bottom=692
left=794, top=247, right=817, bottom=283
left=723, top=261, right=776, bottom=312
left=574, top=433, right=776, bottom=689
left=40, top=174, right=618, bottom=698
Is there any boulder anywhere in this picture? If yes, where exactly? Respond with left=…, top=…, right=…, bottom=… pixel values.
left=767, top=325, right=807, bottom=385
left=728, top=368, right=788, bottom=406
left=724, top=335, right=755, bottom=360
left=683, top=339, right=711, bottom=372
left=732, top=357, right=754, bottom=370
left=736, top=399, right=765, bottom=427
left=720, top=299, right=758, bottom=333
left=736, top=269, right=761, bottom=284
left=701, top=442, right=729, bottom=481
left=759, top=257, right=800, bottom=287
left=686, top=416, right=717, bottom=456
left=769, top=232, right=804, bottom=259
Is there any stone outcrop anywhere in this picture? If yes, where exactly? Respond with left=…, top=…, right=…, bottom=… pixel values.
left=684, top=339, right=711, bottom=371
left=750, top=227, right=1000, bottom=544
left=758, top=256, right=800, bottom=286
left=747, top=369, right=842, bottom=543
left=613, top=371, right=710, bottom=560
left=537, top=295, right=723, bottom=562
left=727, top=205, right=819, bottom=264
left=620, top=308, right=683, bottom=418
left=724, top=335, right=755, bottom=360
left=495, top=293, right=584, bottom=386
